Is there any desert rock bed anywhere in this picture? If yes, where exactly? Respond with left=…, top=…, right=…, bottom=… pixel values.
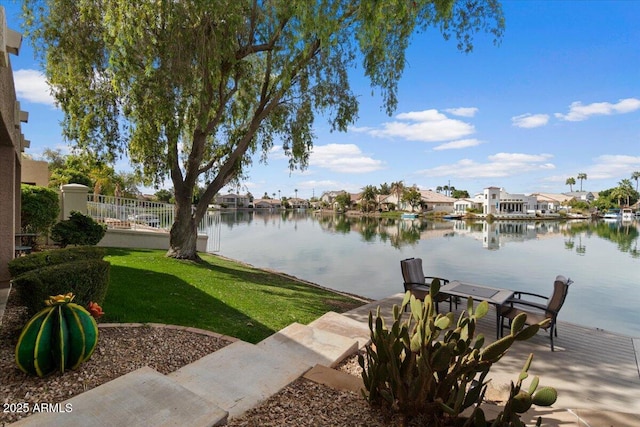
left=0, top=293, right=229, bottom=425
left=2, top=291, right=442, bottom=426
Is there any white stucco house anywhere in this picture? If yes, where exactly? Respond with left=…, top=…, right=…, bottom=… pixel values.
left=214, top=193, right=252, bottom=208
left=563, top=191, right=595, bottom=202
left=482, top=187, right=538, bottom=215
left=253, top=198, right=281, bottom=209
left=531, top=193, right=575, bottom=213
left=453, top=194, right=484, bottom=214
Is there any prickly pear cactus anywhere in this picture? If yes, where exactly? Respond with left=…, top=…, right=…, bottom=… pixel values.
left=482, top=353, right=558, bottom=427
left=15, top=293, right=99, bottom=377
left=359, top=282, right=552, bottom=425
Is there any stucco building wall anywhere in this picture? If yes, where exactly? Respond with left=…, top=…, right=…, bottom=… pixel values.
left=0, top=8, right=26, bottom=286
left=21, top=158, right=50, bottom=186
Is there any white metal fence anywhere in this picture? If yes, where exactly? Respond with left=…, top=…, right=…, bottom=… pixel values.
left=87, top=194, right=221, bottom=252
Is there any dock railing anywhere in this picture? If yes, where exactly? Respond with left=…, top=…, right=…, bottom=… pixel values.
left=87, top=194, right=220, bottom=252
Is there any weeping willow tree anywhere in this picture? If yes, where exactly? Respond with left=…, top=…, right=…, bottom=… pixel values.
left=23, top=0, right=504, bottom=259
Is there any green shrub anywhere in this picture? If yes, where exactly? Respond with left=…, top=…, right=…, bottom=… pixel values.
left=359, top=285, right=556, bottom=425
left=8, top=246, right=106, bottom=278
left=50, top=211, right=106, bottom=248
left=12, top=259, right=110, bottom=315
left=20, top=184, right=60, bottom=235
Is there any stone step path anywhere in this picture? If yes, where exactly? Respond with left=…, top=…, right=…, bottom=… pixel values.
left=10, top=311, right=369, bottom=427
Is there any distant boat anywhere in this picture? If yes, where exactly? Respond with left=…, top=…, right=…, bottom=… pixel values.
left=622, top=208, right=634, bottom=221
left=603, top=208, right=622, bottom=221
left=401, top=213, right=419, bottom=219
left=443, top=213, right=463, bottom=220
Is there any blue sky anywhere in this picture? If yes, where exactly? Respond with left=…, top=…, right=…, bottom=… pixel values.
left=4, top=1, right=640, bottom=199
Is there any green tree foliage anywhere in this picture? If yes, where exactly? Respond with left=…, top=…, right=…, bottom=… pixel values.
left=360, top=185, right=377, bottom=212
left=390, top=181, right=405, bottom=202
left=402, top=187, right=422, bottom=211
left=24, top=0, right=504, bottom=259
left=334, top=192, right=352, bottom=211
left=565, top=177, right=575, bottom=192
left=154, top=189, right=174, bottom=203
left=568, top=199, right=589, bottom=212
left=378, top=182, right=391, bottom=195
left=451, top=189, right=470, bottom=198
left=593, top=184, right=639, bottom=210
left=49, top=168, right=92, bottom=189
left=20, top=184, right=60, bottom=235
left=44, top=149, right=140, bottom=196
left=632, top=171, right=640, bottom=192
left=614, top=179, right=636, bottom=206
left=50, top=211, right=107, bottom=248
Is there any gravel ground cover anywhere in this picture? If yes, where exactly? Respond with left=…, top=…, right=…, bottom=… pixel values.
left=0, top=292, right=230, bottom=425
left=1, top=291, right=427, bottom=426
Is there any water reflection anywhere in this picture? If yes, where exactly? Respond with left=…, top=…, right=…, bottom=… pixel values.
left=561, top=220, right=639, bottom=258
left=315, top=215, right=454, bottom=248
left=217, top=211, right=639, bottom=257
left=215, top=212, right=640, bottom=336
left=449, top=219, right=640, bottom=257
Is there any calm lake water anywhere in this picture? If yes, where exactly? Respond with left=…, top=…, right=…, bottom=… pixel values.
left=214, top=211, right=640, bottom=338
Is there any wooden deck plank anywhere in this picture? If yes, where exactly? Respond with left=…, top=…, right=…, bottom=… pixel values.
left=344, top=293, right=640, bottom=414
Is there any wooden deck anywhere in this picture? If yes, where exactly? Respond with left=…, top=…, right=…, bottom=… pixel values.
left=344, top=293, right=640, bottom=415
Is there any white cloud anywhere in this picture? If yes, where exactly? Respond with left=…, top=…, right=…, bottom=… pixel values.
left=309, top=144, right=385, bottom=173
left=268, top=145, right=287, bottom=160
left=13, top=69, right=56, bottom=106
left=511, top=113, right=550, bottom=128
left=297, top=179, right=365, bottom=194
left=417, top=152, right=555, bottom=179
left=488, top=153, right=553, bottom=163
left=586, top=155, right=640, bottom=180
left=445, top=107, right=478, bottom=117
left=555, top=98, right=640, bottom=122
left=365, top=109, right=475, bottom=142
left=543, top=154, right=640, bottom=184
left=297, top=179, right=343, bottom=189
left=433, top=139, right=483, bottom=151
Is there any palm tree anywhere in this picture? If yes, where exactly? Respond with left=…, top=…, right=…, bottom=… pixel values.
left=294, top=188, right=298, bottom=199
left=577, top=173, right=587, bottom=191
left=632, top=171, right=640, bottom=192
left=361, top=185, right=377, bottom=212
left=436, top=186, right=443, bottom=193
left=565, top=177, right=576, bottom=192
left=610, top=187, right=625, bottom=207
left=390, top=181, right=405, bottom=209
left=618, top=179, right=634, bottom=206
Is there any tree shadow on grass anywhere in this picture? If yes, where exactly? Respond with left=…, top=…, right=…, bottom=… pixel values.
left=104, top=265, right=275, bottom=343
left=103, top=248, right=365, bottom=343
left=189, top=255, right=365, bottom=314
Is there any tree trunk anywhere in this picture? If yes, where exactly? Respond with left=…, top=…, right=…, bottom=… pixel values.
left=167, top=203, right=200, bottom=260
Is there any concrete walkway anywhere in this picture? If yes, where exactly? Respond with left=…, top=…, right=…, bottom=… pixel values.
left=5, top=292, right=640, bottom=426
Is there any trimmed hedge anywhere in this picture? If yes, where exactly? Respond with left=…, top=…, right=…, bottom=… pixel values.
left=8, top=246, right=106, bottom=278
left=20, top=184, right=60, bottom=236
left=12, top=259, right=110, bottom=315
left=50, top=211, right=106, bottom=248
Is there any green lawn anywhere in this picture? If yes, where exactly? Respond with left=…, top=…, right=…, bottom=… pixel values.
left=102, top=248, right=366, bottom=343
